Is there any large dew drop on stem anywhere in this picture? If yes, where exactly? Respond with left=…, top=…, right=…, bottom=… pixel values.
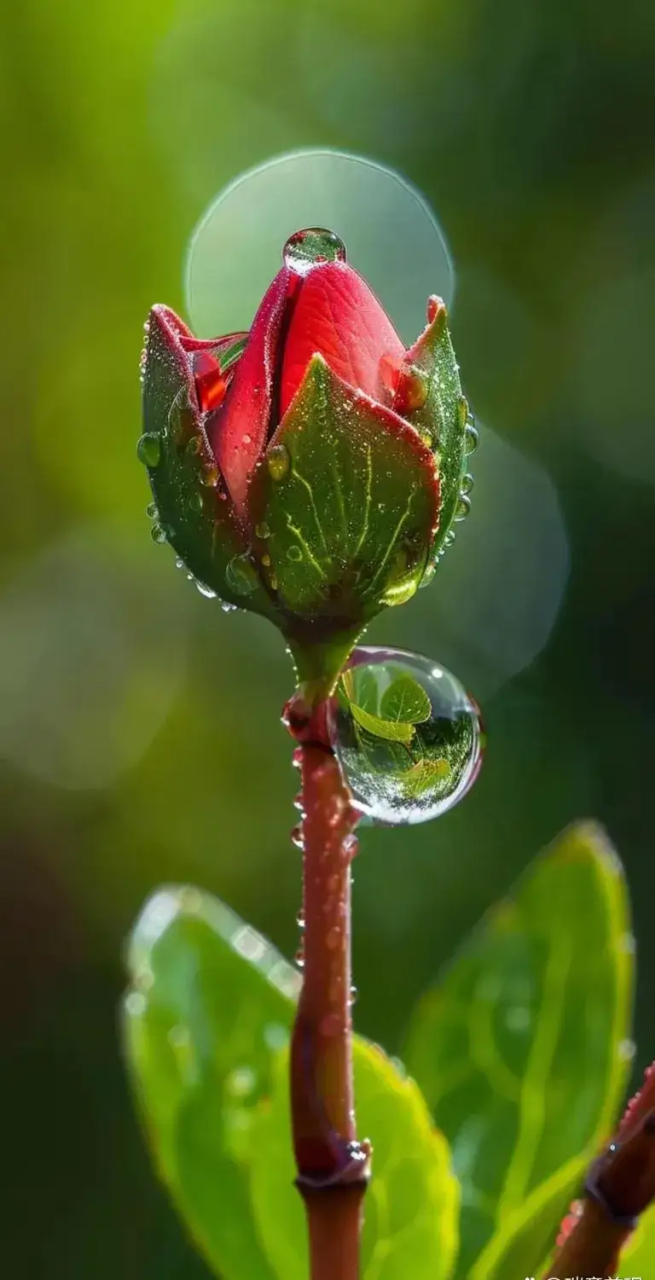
left=330, top=647, right=484, bottom=826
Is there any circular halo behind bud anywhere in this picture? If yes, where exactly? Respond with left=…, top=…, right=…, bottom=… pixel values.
left=185, top=150, right=454, bottom=343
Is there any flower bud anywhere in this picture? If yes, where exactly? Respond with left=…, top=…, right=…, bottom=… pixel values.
left=139, top=230, right=471, bottom=692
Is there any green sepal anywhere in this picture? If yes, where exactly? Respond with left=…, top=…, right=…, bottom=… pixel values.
left=140, top=308, right=275, bottom=618
left=250, top=355, right=438, bottom=640
left=400, top=299, right=468, bottom=555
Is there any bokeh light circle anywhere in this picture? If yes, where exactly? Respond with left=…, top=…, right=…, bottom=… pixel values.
left=185, top=149, right=454, bottom=344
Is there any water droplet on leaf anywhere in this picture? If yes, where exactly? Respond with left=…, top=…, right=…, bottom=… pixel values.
left=201, top=464, right=220, bottom=487
left=455, top=494, right=471, bottom=521
left=267, top=444, right=290, bottom=481
left=189, top=490, right=204, bottom=512
left=150, top=523, right=167, bottom=544
left=137, top=433, right=161, bottom=467
left=287, top=544, right=302, bottom=562
left=226, top=554, right=258, bottom=596
left=330, top=647, right=483, bottom=825
left=255, top=522, right=270, bottom=539
left=146, top=501, right=157, bottom=519
left=283, top=227, right=346, bottom=274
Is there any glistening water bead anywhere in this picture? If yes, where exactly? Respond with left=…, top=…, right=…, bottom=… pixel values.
left=330, top=647, right=484, bottom=825
left=283, top=227, right=347, bottom=273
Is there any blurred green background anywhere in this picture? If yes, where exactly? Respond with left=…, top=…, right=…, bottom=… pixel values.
left=1, top=0, right=654, bottom=1275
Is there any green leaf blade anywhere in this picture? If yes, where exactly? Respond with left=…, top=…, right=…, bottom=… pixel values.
left=248, top=1041, right=460, bottom=1280
left=351, top=701, right=416, bottom=743
left=403, top=822, right=634, bottom=1279
left=380, top=674, right=431, bottom=725
left=125, top=885, right=460, bottom=1280
left=124, top=886, right=300, bottom=1280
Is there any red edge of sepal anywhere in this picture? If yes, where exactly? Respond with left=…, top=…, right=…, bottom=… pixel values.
left=145, top=304, right=202, bottom=418
left=347, top=373, right=440, bottom=549
left=403, top=295, right=448, bottom=364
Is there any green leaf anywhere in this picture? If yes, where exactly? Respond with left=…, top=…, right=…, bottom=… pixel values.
left=251, top=356, right=438, bottom=627
left=249, top=1042, right=460, bottom=1280
left=123, top=885, right=300, bottom=1280
left=380, top=675, right=431, bottom=725
left=343, top=665, right=381, bottom=716
left=403, top=822, right=634, bottom=1280
left=124, top=885, right=459, bottom=1280
left=351, top=701, right=416, bottom=743
left=141, top=311, right=274, bottom=618
left=620, top=1201, right=655, bottom=1272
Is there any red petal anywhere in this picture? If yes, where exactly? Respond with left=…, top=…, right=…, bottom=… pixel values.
left=280, top=262, right=404, bottom=416
left=210, top=267, right=292, bottom=512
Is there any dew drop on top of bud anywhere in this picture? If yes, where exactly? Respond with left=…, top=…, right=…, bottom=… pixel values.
left=283, top=228, right=347, bottom=275
left=329, top=646, right=484, bottom=826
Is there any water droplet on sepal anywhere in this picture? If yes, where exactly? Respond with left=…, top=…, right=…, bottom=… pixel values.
left=226, top=555, right=258, bottom=596
left=464, top=419, right=478, bottom=455
left=267, top=444, right=290, bottom=481
left=137, top=433, right=161, bottom=467
left=201, top=464, right=220, bottom=488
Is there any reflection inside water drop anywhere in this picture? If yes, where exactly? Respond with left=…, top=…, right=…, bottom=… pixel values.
left=330, top=647, right=484, bottom=826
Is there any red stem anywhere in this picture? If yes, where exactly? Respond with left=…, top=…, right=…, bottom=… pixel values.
left=546, top=1094, right=655, bottom=1278
left=285, top=696, right=370, bottom=1280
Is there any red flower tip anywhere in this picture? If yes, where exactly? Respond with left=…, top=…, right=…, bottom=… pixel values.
left=280, top=260, right=405, bottom=416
